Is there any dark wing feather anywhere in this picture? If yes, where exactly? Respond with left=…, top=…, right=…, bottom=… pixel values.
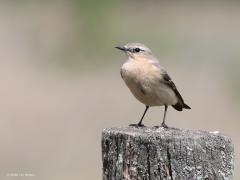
left=162, top=73, right=191, bottom=111
left=163, top=73, right=185, bottom=104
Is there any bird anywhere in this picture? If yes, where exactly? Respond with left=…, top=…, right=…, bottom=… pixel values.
left=115, top=43, right=191, bottom=128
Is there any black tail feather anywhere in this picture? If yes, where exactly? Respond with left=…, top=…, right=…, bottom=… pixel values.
left=172, top=102, right=183, bottom=111
left=183, top=103, right=191, bottom=109
left=172, top=102, right=191, bottom=111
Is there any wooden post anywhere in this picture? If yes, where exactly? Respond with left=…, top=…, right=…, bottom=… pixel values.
left=102, top=127, right=234, bottom=180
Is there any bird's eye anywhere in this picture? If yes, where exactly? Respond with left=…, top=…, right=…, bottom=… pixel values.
left=134, top=48, right=141, bottom=53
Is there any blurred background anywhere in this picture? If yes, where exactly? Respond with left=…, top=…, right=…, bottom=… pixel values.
left=0, top=0, right=239, bottom=179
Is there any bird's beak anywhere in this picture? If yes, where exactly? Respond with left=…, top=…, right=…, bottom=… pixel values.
left=115, top=46, right=128, bottom=52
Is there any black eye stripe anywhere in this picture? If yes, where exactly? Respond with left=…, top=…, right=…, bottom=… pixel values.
left=135, top=48, right=140, bottom=52
left=131, top=48, right=141, bottom=53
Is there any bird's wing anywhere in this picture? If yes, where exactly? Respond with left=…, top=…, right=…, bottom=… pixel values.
left=151, top=61, right=190, bottom=110
left=161, top=72, right=185, bottom=106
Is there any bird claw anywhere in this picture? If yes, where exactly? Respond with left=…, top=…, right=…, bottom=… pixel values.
left=129, top=123, right=145, bottom=128
left=160, top=123, right=168, bottom=128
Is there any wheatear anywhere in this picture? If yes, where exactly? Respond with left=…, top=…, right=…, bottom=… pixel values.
left=115, top=43, right=191, bottom=128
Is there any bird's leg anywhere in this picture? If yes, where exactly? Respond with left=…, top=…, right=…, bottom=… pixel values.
left=129, top=105, right=149, bottom=127
left=161, top=105, right=168, bottom=128
left=137, top=105, right=149, bottom=126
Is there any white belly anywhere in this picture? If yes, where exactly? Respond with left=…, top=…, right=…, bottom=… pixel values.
left=125, top=79, right=177, bottom=106
left=121, top=61, right=178, bottom=106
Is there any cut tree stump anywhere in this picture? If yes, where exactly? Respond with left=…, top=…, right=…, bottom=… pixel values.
left=102, top=127, right=234, bottom=180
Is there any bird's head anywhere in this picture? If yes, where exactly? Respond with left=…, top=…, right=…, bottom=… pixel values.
left=115, top=43, right=153, bottom=60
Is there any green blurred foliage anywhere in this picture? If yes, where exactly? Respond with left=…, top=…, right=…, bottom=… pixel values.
left=70, top=0, right=113, bottom=54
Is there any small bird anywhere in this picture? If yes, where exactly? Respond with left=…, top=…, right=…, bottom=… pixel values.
left=115, top=43, right=191, bottom=128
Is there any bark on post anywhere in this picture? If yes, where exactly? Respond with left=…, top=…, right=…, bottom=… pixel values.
left=102, top=127, right=234, bottom=180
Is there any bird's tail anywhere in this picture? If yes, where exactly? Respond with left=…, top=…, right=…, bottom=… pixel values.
left=183, top=103, right=191, bottom=109
left=172, top=102, right=191, bottom=111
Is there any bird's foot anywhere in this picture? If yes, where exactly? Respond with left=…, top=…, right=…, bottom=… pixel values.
left=129, top=123, right=145, bottom=128
left=160, top=122, right=168, bottom=128
left=154, top=125, right=179, bottom=130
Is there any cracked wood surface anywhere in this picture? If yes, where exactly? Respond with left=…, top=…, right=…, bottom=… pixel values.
left=102, top=127, right=234, bottom=180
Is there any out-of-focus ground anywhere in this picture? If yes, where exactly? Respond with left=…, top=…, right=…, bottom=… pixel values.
left=0, top=1, right=239, bottom=179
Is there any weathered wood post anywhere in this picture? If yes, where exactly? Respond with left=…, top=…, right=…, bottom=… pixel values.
left=102, top=127, right=234, bottom=180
